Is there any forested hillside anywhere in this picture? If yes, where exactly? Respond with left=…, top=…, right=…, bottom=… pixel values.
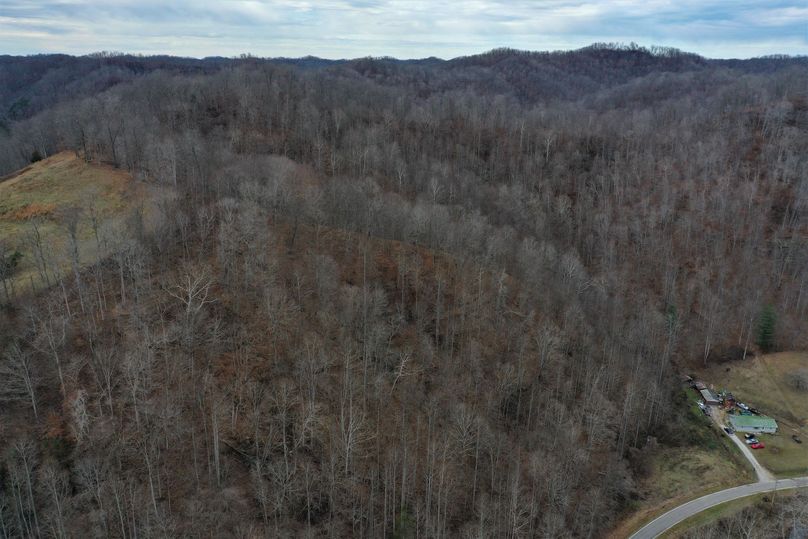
left=0, top=44, right=807, bottom=537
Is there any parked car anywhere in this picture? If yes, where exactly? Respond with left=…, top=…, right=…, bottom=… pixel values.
left=750, top=408, right=761, bottom=415
left=750, top=442, right=765, bottom=449
left=744, top=433, right=755, bottom=439
left=745, top=437, right=759, bottom=445
left=738, top=403, right=750, bottom=411
left=724, top=427, right=735, bottom=435
left=793, top=435, right=803, bottom=444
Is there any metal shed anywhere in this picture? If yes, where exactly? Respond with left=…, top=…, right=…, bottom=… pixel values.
left=699, top=388, right=721, bottom=405
left=728, top=415, right=778, bottom=434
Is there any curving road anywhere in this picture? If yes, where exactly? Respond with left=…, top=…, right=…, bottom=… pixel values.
left=629, top=408, right=808, bottom=538
left=630, top=408, right=808, bottom=539
left=629, top=477, right=808, bottom=538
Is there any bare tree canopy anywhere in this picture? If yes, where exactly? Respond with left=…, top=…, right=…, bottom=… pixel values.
left=0, top=45, right=807, bottom=538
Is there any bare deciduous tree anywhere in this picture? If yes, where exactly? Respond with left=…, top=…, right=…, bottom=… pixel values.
left=0, top=342, right=38, bottom=419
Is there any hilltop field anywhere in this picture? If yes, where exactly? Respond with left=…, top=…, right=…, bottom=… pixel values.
left=0, top=152, right=164, bottom=297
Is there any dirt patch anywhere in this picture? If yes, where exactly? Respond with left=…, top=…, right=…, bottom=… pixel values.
left=2, top=202, right=58, bottom=220
left=707, top=344, right=754, bottom=364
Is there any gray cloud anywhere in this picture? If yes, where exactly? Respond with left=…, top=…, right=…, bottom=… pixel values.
left=0, top=1, right=805, bottom=58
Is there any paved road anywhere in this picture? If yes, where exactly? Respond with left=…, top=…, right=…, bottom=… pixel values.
left=629, top=407, right=805, bottom=538
left=629, top=477, right=808, bottom=538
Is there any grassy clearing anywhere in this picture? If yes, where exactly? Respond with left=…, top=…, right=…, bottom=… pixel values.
left=609, top=388, right=755, bottom=538
left=0, top=152, right=163, bottom=295
left=702, top=352, right=808, bottom=427
left=643, top=390, right=754, bottom=503
left=699, top=352, right=808, bottom=478
left=0, top=152, right=132, bottom=221
left=642, top=446, right=750, bottom=502
left=753, top=433, right=808, bottom=478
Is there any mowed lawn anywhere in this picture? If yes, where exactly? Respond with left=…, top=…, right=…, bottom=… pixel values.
left=0, top=152, right=159, bottom=293
left=753, top=433, right=808, bottom=478
left=700, top=352, right=808, bottom=477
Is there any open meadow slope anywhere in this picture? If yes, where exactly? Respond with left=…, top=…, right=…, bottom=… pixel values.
left=0, top=151, right=164, bottom=298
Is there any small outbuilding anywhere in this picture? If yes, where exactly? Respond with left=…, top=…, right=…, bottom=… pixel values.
left=699, top=389, right=721, bottom=405
left=694, top=381, right=707, bottom=391
left=728, top=415, right=778, bottom=434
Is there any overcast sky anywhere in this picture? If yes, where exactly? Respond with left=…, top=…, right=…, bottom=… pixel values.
left=1, top=1, right=806, bottom=59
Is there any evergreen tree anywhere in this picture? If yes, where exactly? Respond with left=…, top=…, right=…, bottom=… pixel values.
left=756, top=305, right=776, bottom=353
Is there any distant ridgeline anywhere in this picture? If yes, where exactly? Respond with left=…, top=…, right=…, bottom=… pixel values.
left=1, top=43, right=806, bottom=130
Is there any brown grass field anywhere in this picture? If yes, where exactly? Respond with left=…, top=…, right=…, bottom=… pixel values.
left=0, top=152, right=166, bottom=293
left=699, top=352, right=808, bottom=477
left=608, top=389, right=755, bottom=538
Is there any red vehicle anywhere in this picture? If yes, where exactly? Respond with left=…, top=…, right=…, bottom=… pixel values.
left=750, top=442, right=765, bottom=449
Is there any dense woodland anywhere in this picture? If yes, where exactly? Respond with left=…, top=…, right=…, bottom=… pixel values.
left=0, top=44, right=807, bottom=537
